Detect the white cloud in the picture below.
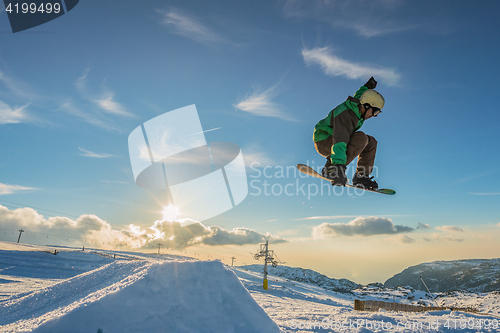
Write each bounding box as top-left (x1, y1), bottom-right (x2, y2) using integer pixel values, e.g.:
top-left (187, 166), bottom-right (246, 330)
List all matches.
top-left (59, 101), bottom-right (119, 131)
top-left (0, 70), bottom-right (38, 124)
top-left (281, 0), bottom-right (429, 38)
top-left (95, 90), bottom-right (134, 117)
top-left (0, 183), bottom-right (37, 195)
top-left (436, 225), bottom-right (464, 232)
top-left (423, 233), bottom-right (464, 243)
top-left (352, 23), bottom-right (421, 38)
top-left (302, 47), bottom-right (400, 86)
top-left (78, 147), bottom-right (116, 159)
top-left (0, 70), bottom-right (41, 102)
top-left (71, 68), bottom-right (135, 121)
top-left (234, 83), bottom-right (295, 121)
top-left (0, 101), bottom-right (31, 124)
top-left (417, 222), bottom-right (431, 229)
top-left (158, 8), bottom-right (228, 44)
top-left (312, 216), bottom-right (414, 238)
top-left (75, 67), bottom-right (91, 95)
top-left (388, 234), bottom-right (416, 244)
top-left (0, 205), bottom-right (286, 250)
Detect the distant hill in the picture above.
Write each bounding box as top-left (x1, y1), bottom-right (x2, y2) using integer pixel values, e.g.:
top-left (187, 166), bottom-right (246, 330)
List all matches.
top-left (240, 264), bottom-right (360, 292)
top-left (384, 258), bottom-right (500, 293)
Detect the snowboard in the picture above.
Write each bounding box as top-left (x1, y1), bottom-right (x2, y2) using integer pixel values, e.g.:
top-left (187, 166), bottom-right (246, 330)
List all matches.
top-left (297, 164), bottom-right (396, 195)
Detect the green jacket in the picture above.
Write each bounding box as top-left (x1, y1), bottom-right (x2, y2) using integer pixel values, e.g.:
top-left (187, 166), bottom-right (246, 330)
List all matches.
top-left (313, 85), bottom-right (368, 165)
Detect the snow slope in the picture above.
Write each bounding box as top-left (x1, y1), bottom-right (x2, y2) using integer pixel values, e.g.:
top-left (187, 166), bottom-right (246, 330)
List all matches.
top-left (31, 261), bottom-right (279, 333)
top-left (2, 242), bottom-right (500, 333)
top-left (242, 264), bottom-right (360, 292)
top-left (0, 243), bottom-right (279, 333)
top-left (232, 267), bottom-right (500, 332)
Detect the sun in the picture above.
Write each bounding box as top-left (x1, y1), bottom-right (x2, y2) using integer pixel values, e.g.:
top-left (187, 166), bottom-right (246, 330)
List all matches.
top-left (162, 204), bottom-right (179, 221)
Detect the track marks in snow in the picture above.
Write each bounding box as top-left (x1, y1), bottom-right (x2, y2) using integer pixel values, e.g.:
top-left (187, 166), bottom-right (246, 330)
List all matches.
top-left (0, 260), bottom-right (154, 332)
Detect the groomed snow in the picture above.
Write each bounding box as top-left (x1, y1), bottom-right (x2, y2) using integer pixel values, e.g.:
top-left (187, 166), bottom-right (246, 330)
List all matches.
top-left (1, 242), bottom-right (499, 333)
top-left (0, 243), bottom-right (279, 333)
top-left (232, 267), bottom-right (500, 332)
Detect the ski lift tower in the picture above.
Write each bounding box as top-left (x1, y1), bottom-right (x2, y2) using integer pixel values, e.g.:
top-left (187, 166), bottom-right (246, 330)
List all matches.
top-left (253, 240), bottom-right (280, 290)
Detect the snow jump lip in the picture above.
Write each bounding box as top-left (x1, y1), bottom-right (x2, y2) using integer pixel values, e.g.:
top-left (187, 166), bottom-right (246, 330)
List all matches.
top-left (30, 260), bottom-right (280, 333)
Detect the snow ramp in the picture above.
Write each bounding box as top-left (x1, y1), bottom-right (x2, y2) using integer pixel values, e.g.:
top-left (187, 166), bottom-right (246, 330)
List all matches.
top-left (32, 260), bottom-right (280, 333)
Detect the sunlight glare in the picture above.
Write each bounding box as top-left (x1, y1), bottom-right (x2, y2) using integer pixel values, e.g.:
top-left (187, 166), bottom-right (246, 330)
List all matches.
top-left (162, 204), bottom-right (179, 221)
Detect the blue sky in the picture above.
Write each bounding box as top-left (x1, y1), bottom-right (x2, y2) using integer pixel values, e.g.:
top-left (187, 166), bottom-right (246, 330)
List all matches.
top-left (1, 0), bottom-right (500, 283)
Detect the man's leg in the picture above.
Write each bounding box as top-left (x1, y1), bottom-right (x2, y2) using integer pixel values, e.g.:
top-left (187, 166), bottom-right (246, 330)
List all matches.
top-left (314, 137), bottom-right (333, 158)
top-left (346, 131), bottom-right (377, 176)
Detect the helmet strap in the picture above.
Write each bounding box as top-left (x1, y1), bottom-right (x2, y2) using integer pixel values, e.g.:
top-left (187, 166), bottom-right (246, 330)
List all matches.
top-left (360, 103), bottom-right (371, 118)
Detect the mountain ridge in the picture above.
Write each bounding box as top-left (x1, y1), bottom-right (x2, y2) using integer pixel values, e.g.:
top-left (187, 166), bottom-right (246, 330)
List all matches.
top-left (384, 258), bottom-right (500, 293)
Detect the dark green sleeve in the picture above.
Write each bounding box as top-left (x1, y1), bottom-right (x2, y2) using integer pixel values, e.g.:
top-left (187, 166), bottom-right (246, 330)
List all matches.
top-left (354, 85), bottom-right (368, 100)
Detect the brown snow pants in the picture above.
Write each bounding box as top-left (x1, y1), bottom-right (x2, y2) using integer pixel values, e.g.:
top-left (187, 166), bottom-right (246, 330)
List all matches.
top-left (314, 131), bottom-right (377, 176)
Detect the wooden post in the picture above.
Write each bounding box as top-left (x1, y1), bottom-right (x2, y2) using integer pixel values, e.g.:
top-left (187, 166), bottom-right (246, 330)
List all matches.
top-left (17, 229), bottom-right (24, 243)
top-left (354, 300), bottom-right (364, 311)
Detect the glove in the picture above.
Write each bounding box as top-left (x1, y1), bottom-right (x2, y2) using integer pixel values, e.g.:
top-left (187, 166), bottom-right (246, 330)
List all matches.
top-left (364, 77), bottom-right (377, 89)
top-left (325, 165), bottom-right (347, 186)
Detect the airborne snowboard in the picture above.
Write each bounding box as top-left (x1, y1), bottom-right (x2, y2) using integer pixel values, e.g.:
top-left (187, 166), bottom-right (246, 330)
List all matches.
top-left (297, 164), bottom-right (396, 195)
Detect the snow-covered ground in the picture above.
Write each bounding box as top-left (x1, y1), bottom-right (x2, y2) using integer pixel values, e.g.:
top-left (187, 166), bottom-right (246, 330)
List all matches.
top-left (1, 241), bottom-right (499, 333)
top-left (233, 267), bottom-right (500, 332)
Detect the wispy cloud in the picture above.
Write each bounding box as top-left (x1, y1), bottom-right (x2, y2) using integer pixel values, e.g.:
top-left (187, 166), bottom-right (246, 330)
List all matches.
top-left (157, 8), bottom-right (228, 44)
top-left (417, 222), bottom-right (431, 230)
top-left (75, 67), bottom-right (91, 95)
top-left (0, 70), bottom-right (40, 125)
top-left (0, 101), bottom-right (31, 124)
top-left (312, 216), bottom-right (414, 238)
top-left (234, 83), bottom-right (295, 121)
top-left (95, 90), bottom-right (134, 117)
top-left (302, 47), bottom-right (400, 86)
top-left (78, 147), bottom-right (117, 159)
top-left (282, 0), bottom-right (432, 38)
top-left (352, 23), bottom-right (422, 38)
top-left (59, 101), bottom-right (119, 131)
top-left (388, 234), bottom-right (416, 244)
top-left (0, 70), bottom-right (41, 102)
top-left (71, 68), bottom-right (135, 119)
top-left (423, 234), bottom-right (464, 243)
top-left (455, 169), bottom-right (497, 184)
top-left (242, 145), bottom-right (280, 168)
top-left (436, 225), bottom-right (465, 232)
top-left (0, 183), bottom-right (37, 195)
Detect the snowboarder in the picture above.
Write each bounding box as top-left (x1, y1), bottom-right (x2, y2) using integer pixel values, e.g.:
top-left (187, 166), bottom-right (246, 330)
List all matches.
top-left (313, 77), bottom-right (385, 190)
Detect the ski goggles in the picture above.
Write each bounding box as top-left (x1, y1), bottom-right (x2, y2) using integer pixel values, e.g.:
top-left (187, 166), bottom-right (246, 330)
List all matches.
top-left (371, 107), bottom-right (382, 117)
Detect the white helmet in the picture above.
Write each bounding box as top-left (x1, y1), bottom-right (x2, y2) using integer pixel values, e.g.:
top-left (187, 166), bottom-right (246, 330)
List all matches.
top-left (359, 89), bottom-right (385, 110)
